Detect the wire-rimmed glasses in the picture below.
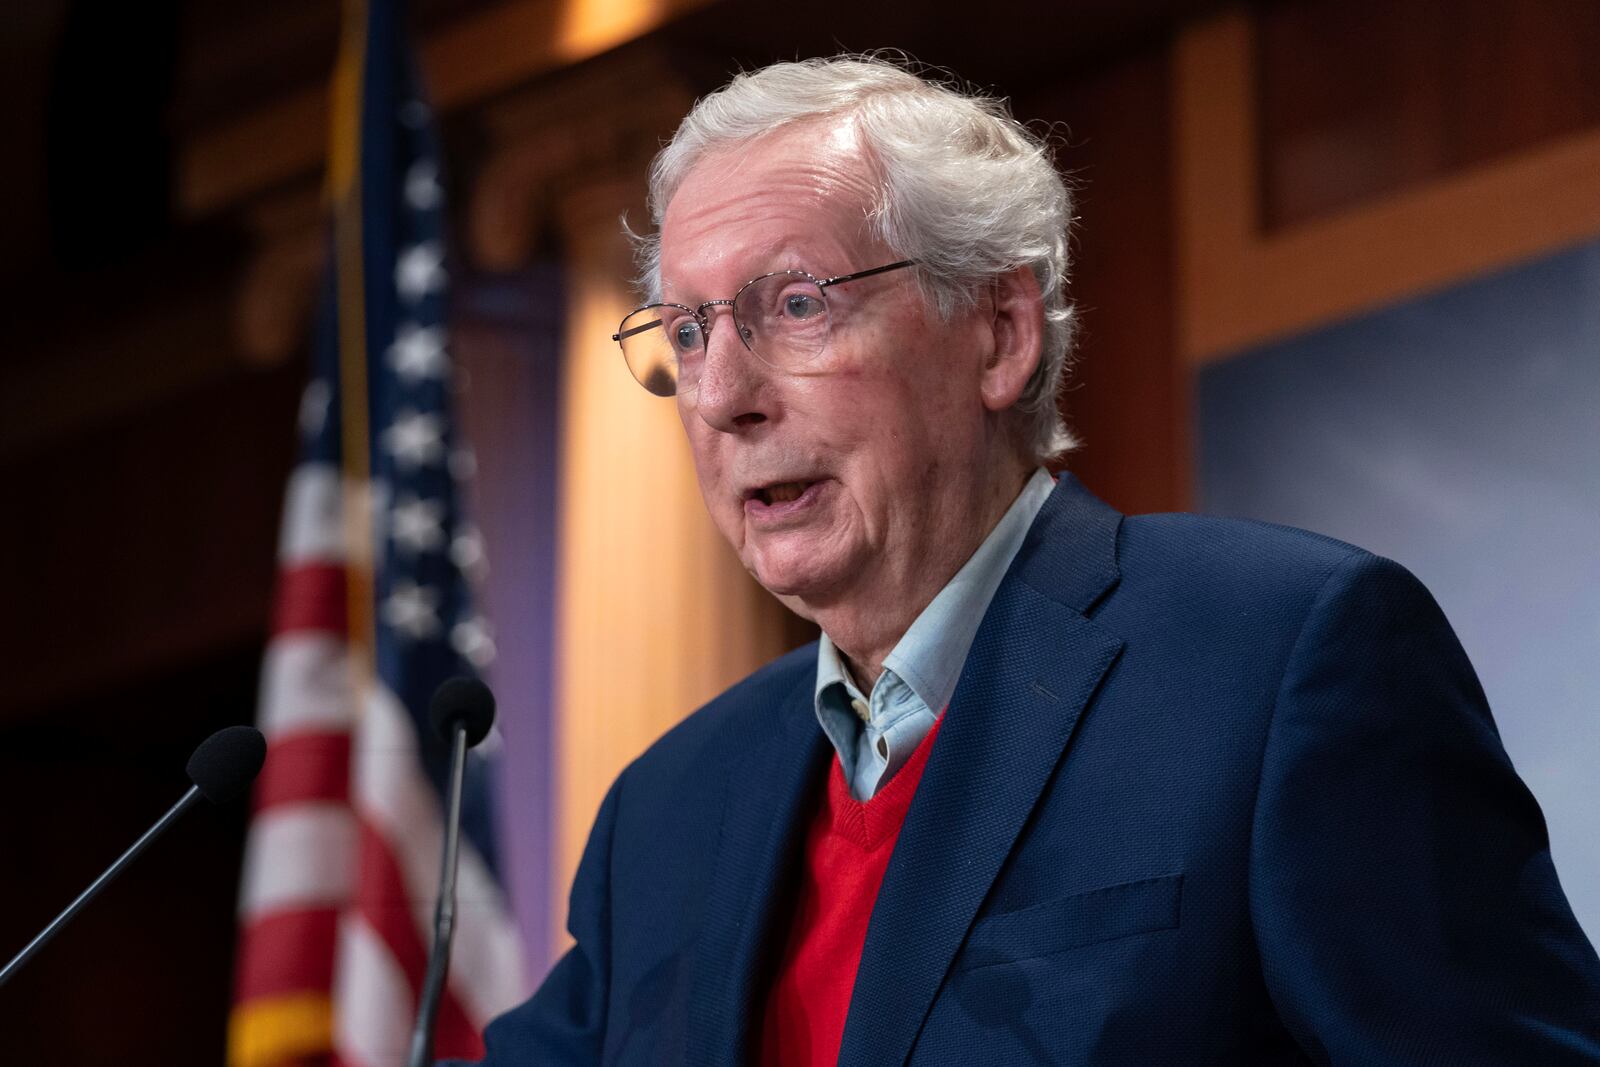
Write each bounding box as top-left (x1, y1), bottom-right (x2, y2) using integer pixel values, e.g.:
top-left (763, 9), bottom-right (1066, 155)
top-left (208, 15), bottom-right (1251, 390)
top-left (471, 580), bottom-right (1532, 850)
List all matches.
top-left (612, 260), bottom-right (916, 397)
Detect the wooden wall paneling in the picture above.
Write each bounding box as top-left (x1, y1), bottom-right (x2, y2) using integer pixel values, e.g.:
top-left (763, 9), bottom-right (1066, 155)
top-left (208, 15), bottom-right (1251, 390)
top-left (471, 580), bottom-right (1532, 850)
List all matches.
top-left (1257, 0), bottom-right (1600, 229)
top-left (1021, 43), bottom-right (1187, 515)
top-left (0, 184), bottom-right (322, 465)
top-left (0, 245), bottom-right (245, 458)
top-left (1171, 9), bottom-right (1260, 364)
top-left (1174, 7), bottom-right (1600, 364)
top-left (0, 0), bottom-right (69, 288)
top-left (0, 363), bottom-right (302, 723)
top-left (1256, 0), bottom-right (1451, 229)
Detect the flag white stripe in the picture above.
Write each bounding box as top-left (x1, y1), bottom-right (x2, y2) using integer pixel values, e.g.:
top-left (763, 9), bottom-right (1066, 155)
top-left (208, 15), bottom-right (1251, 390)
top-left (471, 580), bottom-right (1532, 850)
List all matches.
top-left (448, 845), bottom-right (528, 1021)
top-left (237, 803), bottom-right (358, 918)
top-left (333, 912), bottom-right (413, 1067)
top-left (257, 634), bottom-right (357, 739)
top-left (278, 464), bottom-right (345, 565)
top-left (352, 685), bottom-right (527, 1025)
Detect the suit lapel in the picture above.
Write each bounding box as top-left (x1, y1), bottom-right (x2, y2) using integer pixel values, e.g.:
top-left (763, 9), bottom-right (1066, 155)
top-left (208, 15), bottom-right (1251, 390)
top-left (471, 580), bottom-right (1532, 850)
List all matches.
top-left (685, 671), bottom-right (829, 1065)
top-left (837, 475), bottom-right (1127, 1067)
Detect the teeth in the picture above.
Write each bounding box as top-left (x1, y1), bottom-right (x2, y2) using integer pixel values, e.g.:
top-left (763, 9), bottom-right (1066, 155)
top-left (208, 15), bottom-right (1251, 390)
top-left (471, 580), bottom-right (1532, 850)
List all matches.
top-left (764, 482), bottom-right (806, 504)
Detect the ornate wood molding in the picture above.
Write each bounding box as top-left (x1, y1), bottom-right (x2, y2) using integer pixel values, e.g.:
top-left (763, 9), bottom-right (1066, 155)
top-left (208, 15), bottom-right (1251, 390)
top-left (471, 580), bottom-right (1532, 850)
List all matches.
top-left (176, 0), bottom-right (714, 220)
top-left (234, 187), bottom-right (326, 367)
top-left (468, 46), bottom-right (692, 271)
top-left (227, 44), bottom-right (692, 370)
top-left (1173, 8), bottom-right (1600, 362)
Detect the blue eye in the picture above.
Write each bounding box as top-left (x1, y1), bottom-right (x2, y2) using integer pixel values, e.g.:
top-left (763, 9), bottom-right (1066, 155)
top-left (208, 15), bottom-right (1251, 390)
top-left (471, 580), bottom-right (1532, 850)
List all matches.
top-left (671, 320), bottom-right (703, 353)
top-left (783, 292), bottom-right (824, 320)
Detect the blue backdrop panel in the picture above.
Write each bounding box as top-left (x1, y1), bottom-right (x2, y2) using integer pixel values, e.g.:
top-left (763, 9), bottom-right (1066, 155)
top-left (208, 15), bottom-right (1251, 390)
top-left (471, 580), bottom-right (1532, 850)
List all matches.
top-left (1199, 240), bottom-right (1600, 942)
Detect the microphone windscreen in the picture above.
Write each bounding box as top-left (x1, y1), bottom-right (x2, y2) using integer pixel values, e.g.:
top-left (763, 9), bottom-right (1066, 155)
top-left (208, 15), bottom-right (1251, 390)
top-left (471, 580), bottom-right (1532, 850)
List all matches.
top-left (187, 725), bottom-right (267, 804)
top-left (428, 677), bottom-right (496, 748)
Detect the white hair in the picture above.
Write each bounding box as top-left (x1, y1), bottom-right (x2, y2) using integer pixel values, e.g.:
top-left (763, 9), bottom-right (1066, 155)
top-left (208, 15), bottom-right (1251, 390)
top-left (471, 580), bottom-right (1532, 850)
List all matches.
top-left (635, 54), bottom-right (1080, 461)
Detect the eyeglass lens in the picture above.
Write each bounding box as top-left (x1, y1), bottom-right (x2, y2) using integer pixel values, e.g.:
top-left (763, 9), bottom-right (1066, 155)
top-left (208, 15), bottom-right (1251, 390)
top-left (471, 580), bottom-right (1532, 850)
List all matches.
top-left (617, 272), bottom-right (830, 397)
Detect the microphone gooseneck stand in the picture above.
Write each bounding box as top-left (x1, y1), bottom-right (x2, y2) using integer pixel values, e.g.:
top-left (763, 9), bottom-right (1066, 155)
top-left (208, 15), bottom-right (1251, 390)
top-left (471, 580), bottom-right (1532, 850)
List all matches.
top-left (407, 720), bottom-right (471, 1067)
top-left (0, 786), bottom-right (204, 989)
top-left (0, 724), bottom-right (266, 990)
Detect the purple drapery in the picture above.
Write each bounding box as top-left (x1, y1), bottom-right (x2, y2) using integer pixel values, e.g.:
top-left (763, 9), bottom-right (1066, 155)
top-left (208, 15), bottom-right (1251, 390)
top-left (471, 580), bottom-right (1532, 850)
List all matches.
top-left (455, 262), bottom-right (564, 981)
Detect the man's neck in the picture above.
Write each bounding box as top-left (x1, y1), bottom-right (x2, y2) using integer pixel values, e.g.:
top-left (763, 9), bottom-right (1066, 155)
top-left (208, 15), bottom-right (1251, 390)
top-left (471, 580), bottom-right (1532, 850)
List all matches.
top-left (800, 458), bottom-right (1034, 687)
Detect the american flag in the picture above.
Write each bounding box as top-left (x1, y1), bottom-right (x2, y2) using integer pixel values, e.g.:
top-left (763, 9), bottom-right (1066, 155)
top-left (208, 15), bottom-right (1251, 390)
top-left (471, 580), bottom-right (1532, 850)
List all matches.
top-left (228, 1), bottom-right (524, 1063)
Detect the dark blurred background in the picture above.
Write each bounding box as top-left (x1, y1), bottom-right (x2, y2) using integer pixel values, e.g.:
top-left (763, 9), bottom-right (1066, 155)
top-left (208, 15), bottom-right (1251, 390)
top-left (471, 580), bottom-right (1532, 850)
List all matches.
top-left (2, 0), bottom-right (1597, 1062)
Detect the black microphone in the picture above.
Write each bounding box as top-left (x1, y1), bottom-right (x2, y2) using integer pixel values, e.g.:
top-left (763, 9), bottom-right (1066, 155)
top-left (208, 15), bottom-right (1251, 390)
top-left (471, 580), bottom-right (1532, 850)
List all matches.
top-left (0, 724), bottom-right (266, 988)
top-left (407, 678), bottom-right (496, 1067)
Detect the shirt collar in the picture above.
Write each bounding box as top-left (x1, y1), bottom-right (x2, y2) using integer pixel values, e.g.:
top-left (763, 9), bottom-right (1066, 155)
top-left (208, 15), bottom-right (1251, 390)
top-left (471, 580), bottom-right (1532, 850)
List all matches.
top-left (815, 633), bottom-right (864, 704)
top-left (814, 466), bottom-right (1056, 716)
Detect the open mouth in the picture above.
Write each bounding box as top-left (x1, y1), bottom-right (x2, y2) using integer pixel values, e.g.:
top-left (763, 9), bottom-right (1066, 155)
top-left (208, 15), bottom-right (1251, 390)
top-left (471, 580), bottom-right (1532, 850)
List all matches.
top-left (752, 481), bottom-right (812, 505)
top-left (744, 479), bottom-right (826, 514)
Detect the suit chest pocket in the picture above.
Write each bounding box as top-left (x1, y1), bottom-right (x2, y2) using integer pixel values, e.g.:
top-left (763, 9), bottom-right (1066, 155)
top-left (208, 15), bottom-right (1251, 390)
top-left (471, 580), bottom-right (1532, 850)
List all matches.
top-left (955, 873), bottom-right (1183, 972)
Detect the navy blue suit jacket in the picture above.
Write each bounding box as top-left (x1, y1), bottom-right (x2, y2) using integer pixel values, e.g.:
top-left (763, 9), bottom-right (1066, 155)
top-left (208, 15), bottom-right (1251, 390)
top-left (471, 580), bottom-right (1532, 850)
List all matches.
top-left (470, 476), bottom-right (1600, 1064)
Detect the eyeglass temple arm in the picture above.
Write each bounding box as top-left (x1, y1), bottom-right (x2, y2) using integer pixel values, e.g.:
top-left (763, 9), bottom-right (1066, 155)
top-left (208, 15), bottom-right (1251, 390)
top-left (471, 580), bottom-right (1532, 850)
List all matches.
top-left (818, 259), bottom-right (916, 289)
top-left (613, 318), bottom-right (664, 342)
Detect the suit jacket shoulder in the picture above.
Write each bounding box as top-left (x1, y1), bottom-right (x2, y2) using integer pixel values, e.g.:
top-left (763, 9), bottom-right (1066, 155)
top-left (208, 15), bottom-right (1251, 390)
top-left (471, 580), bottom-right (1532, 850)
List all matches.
top-left (477, 477), bottom-right (1600, 1066)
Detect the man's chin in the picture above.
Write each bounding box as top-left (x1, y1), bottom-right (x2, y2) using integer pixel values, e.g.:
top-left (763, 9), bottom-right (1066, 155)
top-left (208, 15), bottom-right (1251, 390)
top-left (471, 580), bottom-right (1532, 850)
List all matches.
top-left (747, 567), bottom-right (817, 600)
top-left (744, 547), bottom-right (848, 606)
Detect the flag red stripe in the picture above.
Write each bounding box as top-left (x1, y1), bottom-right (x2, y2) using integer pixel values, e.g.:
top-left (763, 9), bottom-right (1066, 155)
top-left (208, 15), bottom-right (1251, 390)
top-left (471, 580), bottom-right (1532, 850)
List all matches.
top-left (352, 819), bottom-right (426, 989)
top-left (434, 983), bottom-right (486, 1059)
top-left (234, 907), bottom-right (340, 1003)
top-left (352, 818), bottom-right (487, 1059)
top-left (274, 561), bottom-right (348, 636)
top-left (253, 732), bottom-right (352, 813)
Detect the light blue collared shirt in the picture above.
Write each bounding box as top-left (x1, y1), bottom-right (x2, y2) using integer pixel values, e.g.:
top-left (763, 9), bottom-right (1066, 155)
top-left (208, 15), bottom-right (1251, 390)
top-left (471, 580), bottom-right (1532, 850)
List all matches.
top-left (814, 467), bottom-right (1056, 801)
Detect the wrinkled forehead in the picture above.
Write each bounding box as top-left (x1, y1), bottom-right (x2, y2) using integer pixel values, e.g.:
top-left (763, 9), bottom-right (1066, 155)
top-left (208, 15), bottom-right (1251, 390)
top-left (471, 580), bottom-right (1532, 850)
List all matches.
top-left (658, 119), bottom-right (883, 303)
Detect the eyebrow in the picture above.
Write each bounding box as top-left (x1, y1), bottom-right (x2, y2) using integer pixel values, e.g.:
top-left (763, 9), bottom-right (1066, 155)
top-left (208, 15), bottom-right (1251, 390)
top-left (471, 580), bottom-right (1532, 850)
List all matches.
top-left (662, 240), bottom-right (822, 303)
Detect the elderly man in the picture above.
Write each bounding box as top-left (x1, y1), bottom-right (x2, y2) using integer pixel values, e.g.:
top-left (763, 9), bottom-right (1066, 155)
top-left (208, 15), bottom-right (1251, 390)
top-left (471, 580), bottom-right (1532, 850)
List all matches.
top-left (469, 57), bottom-right (1600, 1065)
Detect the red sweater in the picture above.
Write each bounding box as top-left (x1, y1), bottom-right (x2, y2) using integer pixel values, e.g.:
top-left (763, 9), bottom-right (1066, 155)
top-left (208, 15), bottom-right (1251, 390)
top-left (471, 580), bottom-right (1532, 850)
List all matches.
top-left (759, 717), bottom-right (944, 1067)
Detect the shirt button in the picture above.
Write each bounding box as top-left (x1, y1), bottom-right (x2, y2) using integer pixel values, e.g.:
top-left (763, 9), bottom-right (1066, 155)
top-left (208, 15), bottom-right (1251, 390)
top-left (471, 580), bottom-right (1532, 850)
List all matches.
top-left (851, 698), bottom-right (870, 723)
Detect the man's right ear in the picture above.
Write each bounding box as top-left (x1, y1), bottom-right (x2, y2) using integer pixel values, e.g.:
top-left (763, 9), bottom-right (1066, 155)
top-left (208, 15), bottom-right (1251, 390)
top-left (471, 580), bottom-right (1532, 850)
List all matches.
top-left (978, 267), bottom-right (1045, 415)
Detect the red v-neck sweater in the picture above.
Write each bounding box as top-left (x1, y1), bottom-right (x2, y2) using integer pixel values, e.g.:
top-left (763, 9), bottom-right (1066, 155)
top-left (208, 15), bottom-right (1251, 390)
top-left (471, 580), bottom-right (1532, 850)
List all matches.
top-left (759, 716), bottom-right (945, 1067)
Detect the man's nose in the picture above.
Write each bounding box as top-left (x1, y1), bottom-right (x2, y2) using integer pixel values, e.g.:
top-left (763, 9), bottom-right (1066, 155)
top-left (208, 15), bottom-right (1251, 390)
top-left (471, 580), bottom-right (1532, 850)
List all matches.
top-left (691, 307), bottom-right (771, 432)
